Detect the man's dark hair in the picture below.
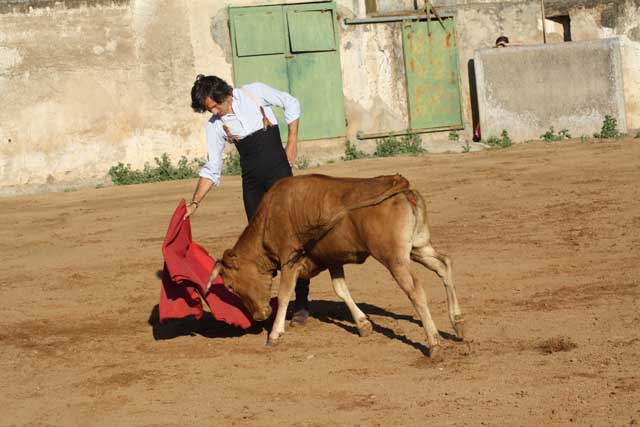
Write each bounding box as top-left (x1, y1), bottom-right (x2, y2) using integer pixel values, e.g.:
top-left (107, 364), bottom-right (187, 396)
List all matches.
top-left (495, 36), bottom-right (510, 46)
top-left (190, 75), bottom-right (233, 113)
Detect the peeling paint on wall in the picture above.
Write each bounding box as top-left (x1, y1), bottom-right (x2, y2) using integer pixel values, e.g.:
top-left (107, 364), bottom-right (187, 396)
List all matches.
top-left (210, 9), bottom-right (232, 66)
top-left (0, 46), bottom-right (22, 73)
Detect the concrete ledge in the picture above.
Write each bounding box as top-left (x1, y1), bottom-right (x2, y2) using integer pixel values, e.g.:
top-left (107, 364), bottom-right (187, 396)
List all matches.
top-left (475, 38), bottom-right (627, 141)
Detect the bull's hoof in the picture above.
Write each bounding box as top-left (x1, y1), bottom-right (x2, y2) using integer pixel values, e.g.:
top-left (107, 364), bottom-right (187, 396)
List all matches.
top-left (428, 344), bottom-right (442, 359)
top-left (357, 319), bottom-right (373, 337)
top-left (454, 319), bottom-right (465, 340)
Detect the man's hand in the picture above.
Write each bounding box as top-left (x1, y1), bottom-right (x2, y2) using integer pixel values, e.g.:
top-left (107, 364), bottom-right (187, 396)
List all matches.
top-left (183, 202), bottom-right (198, 220)
top-left (285, 142), bottom-right (297, 167)
top-left (285, 119), bottom-right (300, 168)
top-left (184, 178), bottom-right (213, 220)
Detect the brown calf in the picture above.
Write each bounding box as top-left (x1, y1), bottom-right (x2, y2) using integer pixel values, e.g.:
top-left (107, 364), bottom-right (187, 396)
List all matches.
top-left (207, 174), bottom-right (464, 357)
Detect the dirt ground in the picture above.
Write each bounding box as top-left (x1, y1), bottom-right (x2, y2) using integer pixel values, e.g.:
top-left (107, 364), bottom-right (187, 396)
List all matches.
top-left (1, 138), bottom-right (639, 426)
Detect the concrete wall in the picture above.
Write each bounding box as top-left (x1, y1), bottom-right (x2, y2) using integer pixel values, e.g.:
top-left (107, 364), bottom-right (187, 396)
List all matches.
top-left (544, 0), bottom-right (640, 129)
top-left (0, 0), bottom-right (203, 195)
top-left (0, 0), bottom-right (551, 195)
top-left (446, 0), bottom-right (544, 143)
top-left (0, 0), bottom-right (636, 195)
top-left (474, 38), bottom-right (627, 141)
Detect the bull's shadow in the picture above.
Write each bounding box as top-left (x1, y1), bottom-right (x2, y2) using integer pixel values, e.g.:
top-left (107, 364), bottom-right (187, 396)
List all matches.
top-left (147, 304), bottom-right (267, 340)
top-left (148, 297), bottom-right (460, 351)
top-left (310, 299), bottom-right (461, 356)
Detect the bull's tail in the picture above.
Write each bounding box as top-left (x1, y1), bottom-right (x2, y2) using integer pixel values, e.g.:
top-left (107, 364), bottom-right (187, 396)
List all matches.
top-left (403, 189), bottom-right (430, 248)
top-left (405, 189), bottom-right (464, 341)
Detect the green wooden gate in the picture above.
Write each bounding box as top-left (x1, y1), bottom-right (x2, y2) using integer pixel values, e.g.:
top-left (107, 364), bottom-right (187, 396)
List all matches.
top-left (229, 2), bottom-right (346, 141)
top-left (402, 18), bottom-right (463, 130)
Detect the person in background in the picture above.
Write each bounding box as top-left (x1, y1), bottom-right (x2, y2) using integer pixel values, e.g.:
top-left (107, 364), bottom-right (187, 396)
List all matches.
top-left (495, 35), bottom-right (523, 48)
top-left (186, 74), bottom-right (311, 326)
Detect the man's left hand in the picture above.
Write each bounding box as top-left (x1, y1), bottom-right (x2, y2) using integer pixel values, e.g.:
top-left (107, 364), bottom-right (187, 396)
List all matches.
top-left (285, 142), bottom-right (297, 167)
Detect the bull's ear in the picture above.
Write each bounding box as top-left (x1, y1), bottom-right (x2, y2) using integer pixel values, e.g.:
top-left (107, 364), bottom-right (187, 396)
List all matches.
top-left (222, 249), bottom-right (239, 270)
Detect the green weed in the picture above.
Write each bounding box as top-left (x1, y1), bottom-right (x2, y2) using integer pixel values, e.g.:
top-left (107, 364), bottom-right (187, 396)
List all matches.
top-left (343, 140), bottom-right (369, 161)
top-left (373, 132), bottom-right (425, 157)
top-left (109, 153), bottom-right (206, 185)
top-left (485, 130), bottom-right (513, 148)
top-left (221, 151), bottom-right (241, 176)
top-left (462, 140), bottom-right (471, 153)
top-left (449, 131), bottom-right (460, 142)
top-left (541, 127), bottom-right (571, 142)
top-left (594, 115), bottom-right (620, 139)
top-left (295, 157), bottom-right (310, 170)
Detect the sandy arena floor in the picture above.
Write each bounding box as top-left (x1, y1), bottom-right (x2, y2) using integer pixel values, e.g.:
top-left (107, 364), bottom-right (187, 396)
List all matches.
top-left (1, 138), bottom-right (639, 426)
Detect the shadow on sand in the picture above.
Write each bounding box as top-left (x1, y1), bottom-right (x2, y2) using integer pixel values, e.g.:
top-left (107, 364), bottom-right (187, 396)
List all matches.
top-left (312, 299), bottom-right (462, 357)
top-left (147, 304), bottom-right (268, 340)
top-left (149, 298), bottom-right (461, 355)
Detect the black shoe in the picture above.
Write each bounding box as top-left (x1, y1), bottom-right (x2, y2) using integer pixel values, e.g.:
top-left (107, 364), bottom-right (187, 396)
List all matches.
top-left (289, 308), bottom-right (310, 327)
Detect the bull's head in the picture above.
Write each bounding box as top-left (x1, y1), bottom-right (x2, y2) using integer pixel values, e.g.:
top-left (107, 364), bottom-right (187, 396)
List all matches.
top-left (206, 249), bottom-right (273, 321)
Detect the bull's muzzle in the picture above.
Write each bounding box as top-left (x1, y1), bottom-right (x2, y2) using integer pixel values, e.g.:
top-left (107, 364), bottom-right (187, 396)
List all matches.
top-left (253, 305), bottom-right (272, 322)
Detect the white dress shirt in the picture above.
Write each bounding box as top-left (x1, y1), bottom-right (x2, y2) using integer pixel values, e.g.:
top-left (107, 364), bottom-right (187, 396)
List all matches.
top-left (198, 82), bottom-right (301, 186)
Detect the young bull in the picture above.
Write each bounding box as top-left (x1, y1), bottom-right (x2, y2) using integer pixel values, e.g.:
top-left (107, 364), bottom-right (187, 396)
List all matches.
top-left (206, 174), bottom-right (464, 357)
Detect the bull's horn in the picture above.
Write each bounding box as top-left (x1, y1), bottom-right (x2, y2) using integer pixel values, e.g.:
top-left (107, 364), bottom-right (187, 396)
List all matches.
top-left (205, 262), bottom-right (223, 294)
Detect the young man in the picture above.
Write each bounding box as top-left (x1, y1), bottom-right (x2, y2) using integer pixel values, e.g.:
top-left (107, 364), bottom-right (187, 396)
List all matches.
top-left (495, 36), bottom-right (523, 48)
top-left (186, 74), bottom-right (310, 326)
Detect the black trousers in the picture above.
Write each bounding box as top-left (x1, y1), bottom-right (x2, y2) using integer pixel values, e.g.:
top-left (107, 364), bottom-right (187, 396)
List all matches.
top-left (235, 125), bottom-right (309, 309)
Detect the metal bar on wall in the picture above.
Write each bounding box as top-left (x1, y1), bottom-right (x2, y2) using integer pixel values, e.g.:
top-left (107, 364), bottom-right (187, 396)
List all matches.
top-left (541, 0), bottom-right (547, 43)
top-left (357, 125), bottom-right (463, 140)
top-left (344, 13), bottom-right (454, 25)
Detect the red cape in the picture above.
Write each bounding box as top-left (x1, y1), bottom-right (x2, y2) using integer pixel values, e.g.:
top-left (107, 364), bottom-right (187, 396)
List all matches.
top-left (159, 199), bottom-right (253, 329)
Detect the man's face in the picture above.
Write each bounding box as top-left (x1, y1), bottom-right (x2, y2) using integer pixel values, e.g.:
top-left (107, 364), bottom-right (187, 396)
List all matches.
top-left (204, 95), bottom-right (232, 116)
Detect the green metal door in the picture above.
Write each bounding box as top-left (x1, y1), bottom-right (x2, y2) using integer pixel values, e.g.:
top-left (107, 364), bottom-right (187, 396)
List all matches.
top-left (286, 4), bottom-right (346, 140)
top-left (402, 18), bottom-right (463, 130)
top-left (229, 2), bottom-right (346, 141)
top-left (229, 6), bottom-right (289, 140)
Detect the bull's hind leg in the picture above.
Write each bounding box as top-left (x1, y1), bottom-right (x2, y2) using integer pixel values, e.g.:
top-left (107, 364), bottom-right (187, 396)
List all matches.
top-left (387, 261), bottom-right (442, 356)
top-left (411, 245), bottom-right (464, 339)
top-left (329, 266), bottom-right (373, 337)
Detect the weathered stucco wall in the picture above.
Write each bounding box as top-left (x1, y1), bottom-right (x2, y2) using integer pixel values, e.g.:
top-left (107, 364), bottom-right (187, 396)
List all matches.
top-left (0, 0), bottom-right (367, 195)
top-left (0, 0), bottom-right (637, 195)
top-left (475, 38), bottom-right (627, 141)
top-left (449, 0), bottom-right (544, 140)
top-left (0, 0), bottom-right (204, 195)
top-left (546, 0), bottom-right (640, 129)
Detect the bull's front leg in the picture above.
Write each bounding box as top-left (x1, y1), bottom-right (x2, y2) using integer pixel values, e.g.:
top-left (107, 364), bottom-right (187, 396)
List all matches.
top-left (267, 263), bottom-right (301, 346)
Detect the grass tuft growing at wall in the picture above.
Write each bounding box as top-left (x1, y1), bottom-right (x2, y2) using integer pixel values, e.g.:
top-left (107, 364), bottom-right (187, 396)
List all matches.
top-left (373, 132), bottom-right (426, 157)
top-left (541, 127), bottom-right (571, 142)
top-left (343, 140), bottom-right (369, 161)
top-left (485, 130), bottom-right (513, 148)
top-left (594, 115), bottom-right (620, 139)
top-left (109, 154), bottom-right (206, 186)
